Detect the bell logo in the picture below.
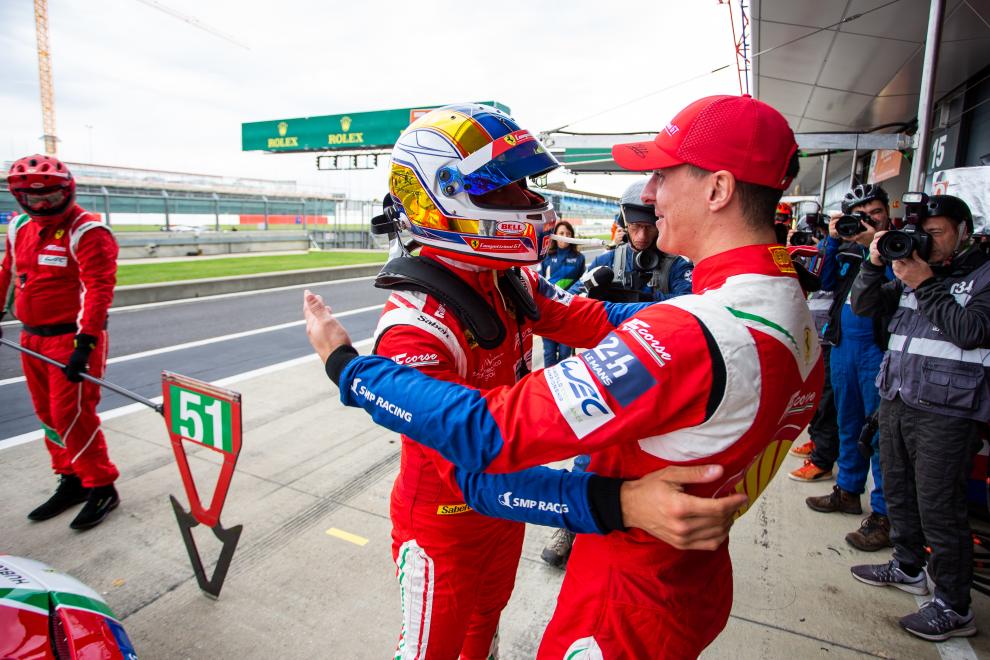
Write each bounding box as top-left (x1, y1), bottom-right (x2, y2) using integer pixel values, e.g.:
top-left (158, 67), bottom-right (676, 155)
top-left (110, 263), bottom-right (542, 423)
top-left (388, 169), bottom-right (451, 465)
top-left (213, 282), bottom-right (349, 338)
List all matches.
top-left (277, 121), bottom-right (288, 137)
top-left (340, 116), bottom-right (352, 132)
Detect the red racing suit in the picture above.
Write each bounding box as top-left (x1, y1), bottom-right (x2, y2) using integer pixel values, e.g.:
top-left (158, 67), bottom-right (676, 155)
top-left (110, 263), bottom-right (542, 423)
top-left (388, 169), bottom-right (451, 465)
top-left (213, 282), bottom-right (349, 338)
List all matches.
top-left (334, 245), bottom-right (824, 658)
top-left (374, 248), bottom-right (631, 659)
top-left (0, 206), bottom-right (119, 487)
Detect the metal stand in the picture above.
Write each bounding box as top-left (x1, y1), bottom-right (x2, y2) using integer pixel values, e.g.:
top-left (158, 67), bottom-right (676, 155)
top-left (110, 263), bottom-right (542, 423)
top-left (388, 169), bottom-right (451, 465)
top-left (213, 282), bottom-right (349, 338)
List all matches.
top-left (170, 496), bottom-right (242, 599)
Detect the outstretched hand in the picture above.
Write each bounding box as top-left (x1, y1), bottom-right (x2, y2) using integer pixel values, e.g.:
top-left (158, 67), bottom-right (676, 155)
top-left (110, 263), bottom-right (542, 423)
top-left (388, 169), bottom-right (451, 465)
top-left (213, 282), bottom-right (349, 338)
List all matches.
top-left (303, 289), bottom-right (352, 363)
top-left (620, 464), bottom-right (748, 551)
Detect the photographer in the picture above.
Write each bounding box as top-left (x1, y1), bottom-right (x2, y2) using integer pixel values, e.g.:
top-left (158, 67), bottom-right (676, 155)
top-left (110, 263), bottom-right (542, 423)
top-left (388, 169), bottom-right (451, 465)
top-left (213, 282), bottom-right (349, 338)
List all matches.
top-left (569, 178), bottom-right (692, 302)
top-left (850, 194), bottom-right (988, 641)
top-left (804, 183), bottom-right (892, 552)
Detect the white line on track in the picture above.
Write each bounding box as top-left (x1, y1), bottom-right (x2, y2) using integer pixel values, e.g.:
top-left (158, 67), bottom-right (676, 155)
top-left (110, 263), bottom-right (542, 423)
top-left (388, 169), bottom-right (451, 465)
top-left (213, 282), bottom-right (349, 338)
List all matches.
top-left (0, 338), bottom-right (374, 451)
top-left (0, 274), bottom-right (378, 325)
top-left (0, 304), bottom-right (384, 387)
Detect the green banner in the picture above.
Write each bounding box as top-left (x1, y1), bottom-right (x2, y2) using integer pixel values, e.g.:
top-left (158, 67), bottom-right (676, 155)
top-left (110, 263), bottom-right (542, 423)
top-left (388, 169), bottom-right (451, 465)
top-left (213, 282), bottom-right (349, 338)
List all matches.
top-left (169, 385), bottom-right (233, 453)
top-left (241, 101), bottom-right (510, 153)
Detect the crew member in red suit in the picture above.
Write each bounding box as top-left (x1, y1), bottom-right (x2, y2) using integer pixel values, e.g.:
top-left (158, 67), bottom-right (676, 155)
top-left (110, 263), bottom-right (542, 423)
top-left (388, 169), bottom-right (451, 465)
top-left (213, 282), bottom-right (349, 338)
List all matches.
top-left (1, 154), bottom-right (120, 530)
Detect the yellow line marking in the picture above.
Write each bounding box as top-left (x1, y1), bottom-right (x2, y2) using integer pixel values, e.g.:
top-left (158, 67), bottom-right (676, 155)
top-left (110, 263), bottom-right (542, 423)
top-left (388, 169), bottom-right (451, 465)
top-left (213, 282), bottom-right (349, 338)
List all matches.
top-left (326, 527), bottom-right (369, 546)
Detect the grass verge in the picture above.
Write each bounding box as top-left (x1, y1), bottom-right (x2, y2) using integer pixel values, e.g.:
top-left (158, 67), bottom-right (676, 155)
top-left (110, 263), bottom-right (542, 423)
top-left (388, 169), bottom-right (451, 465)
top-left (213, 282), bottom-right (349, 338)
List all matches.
top-left (116, 251), bottom-right (387, 286)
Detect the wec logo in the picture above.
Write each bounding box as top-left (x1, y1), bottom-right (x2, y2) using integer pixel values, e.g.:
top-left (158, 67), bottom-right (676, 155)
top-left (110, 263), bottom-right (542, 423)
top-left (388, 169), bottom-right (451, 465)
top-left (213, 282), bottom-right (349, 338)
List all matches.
top-left (545, 358), bottom-right (615, 439)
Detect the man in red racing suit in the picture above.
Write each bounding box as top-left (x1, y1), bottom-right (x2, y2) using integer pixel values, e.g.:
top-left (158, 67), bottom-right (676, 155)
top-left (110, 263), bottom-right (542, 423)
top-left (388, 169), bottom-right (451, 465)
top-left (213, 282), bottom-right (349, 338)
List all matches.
top-left (1, 155), bottom-right (120, 530)
top-left (308, 95), bottom-right (825, 658)
top-left (377, 247), bottom-right (638, 658)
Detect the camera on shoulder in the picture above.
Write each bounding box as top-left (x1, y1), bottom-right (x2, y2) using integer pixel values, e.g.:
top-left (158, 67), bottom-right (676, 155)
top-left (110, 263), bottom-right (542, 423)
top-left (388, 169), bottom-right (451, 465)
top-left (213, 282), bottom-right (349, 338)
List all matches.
top-left (876, 192), bottom-right (933, 261)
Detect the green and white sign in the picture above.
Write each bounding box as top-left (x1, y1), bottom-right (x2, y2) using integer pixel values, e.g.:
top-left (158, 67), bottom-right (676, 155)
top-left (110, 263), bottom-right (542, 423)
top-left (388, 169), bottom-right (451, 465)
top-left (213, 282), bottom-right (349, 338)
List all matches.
top-left (169, 385), bottom-right (233, 453)
top-left (241, 101), bottom-right (510, 153)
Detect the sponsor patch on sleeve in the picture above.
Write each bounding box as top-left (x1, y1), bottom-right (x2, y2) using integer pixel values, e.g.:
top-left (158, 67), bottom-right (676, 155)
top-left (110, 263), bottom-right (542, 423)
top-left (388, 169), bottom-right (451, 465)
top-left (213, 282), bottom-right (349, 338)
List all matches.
top-left (38, 254), bottom-right (68, 267)
top-left (544, 357), bottom-right (614, 439)
top-left (580, 333), bottom-right (656, 406)
top-left (537, 276), bottom-right (574, 306)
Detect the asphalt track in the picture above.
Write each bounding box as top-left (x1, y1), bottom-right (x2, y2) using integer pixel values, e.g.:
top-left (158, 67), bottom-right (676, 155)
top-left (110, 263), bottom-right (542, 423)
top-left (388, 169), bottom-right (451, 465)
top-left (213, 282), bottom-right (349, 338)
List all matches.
top-left (0, 276), bottom-right (390, 442)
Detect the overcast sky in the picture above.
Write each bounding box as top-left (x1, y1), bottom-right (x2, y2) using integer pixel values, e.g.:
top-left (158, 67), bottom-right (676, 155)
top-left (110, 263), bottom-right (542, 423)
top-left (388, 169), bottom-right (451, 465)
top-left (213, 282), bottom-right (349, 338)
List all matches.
top-left (0, 1), bottom-right (743, 198)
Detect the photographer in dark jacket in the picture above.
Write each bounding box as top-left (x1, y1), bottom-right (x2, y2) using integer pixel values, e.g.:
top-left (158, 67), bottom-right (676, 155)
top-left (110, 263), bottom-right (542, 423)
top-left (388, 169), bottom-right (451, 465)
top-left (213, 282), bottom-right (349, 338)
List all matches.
top-left (849, 194), bottom-right (988, 642)
top-left (805, 184), bottom-right (892, 552)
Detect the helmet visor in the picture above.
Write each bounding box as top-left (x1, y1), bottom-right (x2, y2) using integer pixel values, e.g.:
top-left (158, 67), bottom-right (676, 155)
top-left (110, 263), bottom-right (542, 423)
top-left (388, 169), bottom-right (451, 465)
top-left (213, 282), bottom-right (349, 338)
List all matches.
top-left (460, 137), bottom-right (559, 195)
top-left (14, 186), bottom-right (72, 215)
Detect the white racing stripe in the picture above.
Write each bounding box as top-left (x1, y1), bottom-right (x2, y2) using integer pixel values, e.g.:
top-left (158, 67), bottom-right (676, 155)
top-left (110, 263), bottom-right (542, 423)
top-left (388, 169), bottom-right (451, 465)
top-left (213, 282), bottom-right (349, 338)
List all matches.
top-left (0, 304), bottom-right (384, 387)
top-left (0, 274), bottom-right (378, 325)
top-left (0, 338), bottom-right (374, 451)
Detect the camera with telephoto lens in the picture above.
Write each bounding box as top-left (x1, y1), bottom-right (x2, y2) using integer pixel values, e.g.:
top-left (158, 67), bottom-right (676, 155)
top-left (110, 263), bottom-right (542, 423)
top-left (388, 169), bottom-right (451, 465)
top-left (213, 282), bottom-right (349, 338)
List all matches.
top-left (876, 192), bottom-right (933, 261)
top-left (835, 211), bottom-right (871, 238)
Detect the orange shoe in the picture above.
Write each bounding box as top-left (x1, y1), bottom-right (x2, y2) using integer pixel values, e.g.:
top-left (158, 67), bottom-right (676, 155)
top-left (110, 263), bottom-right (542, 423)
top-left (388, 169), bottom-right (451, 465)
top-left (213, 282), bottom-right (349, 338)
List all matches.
top-left (788, 459), bottom-right (833, 482)
top-left (788, 439), bottom-right (814, 458)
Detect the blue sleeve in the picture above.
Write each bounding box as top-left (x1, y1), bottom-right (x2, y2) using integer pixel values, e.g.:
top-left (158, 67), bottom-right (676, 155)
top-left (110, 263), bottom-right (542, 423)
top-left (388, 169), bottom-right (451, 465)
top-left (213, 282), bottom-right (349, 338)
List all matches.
top-left (819, 237), bottom-right (842, 291)
top-left (653, 257), bottom-right (693, 301)
top-left (602, 301), bottom-right (653, 326)
top-left (340, 355), bottom-right (505, 473)
top-left (454, 465), bottom-right (605, 533)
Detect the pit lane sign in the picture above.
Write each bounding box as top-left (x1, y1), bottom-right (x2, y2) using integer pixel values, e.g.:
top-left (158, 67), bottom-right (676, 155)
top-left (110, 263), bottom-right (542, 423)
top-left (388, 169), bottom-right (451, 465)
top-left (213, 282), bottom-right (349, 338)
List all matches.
top-left (162, 372), bottom-right (244, 598)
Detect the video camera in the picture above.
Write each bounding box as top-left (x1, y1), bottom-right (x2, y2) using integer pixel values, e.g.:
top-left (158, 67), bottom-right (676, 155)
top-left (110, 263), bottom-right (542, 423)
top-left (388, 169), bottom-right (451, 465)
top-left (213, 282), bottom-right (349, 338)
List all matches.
top-left (876, 192), bottom-right (933, 261)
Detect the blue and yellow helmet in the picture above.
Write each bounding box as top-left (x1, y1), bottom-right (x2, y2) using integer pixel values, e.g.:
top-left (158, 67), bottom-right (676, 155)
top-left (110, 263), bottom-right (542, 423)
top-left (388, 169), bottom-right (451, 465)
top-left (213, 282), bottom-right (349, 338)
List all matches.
top-left (388, 103), bottom-right (559, 268)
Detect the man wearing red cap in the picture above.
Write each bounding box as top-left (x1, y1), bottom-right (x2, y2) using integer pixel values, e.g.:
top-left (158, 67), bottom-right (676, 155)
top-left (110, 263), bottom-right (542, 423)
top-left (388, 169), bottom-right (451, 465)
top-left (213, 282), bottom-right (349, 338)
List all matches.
top-left (1, 155), bottom-right (120, 530)
top-left (306, 95), bottom-right (824, 657)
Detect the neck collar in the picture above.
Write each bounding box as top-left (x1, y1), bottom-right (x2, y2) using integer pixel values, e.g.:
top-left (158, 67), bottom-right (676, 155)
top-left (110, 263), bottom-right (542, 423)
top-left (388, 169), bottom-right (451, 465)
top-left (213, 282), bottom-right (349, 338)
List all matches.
top-left (691, 243), bottom-right (799, 294)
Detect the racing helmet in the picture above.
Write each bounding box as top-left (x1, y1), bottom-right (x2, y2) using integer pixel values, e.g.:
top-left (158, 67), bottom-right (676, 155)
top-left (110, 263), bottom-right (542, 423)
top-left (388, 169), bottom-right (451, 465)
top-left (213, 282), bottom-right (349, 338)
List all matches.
top-left (775, 202), bottom-right (792, 219)
top-left (841, 183), bottom-right (889, 214)
top-left (926, 194), bottom-right (974, 234)
top-left (619, 178), bottom-right (655, 225)
top-left (7, 154), bottom-right (77, 224)
top-left (388, 104), bottom-right (559, 269)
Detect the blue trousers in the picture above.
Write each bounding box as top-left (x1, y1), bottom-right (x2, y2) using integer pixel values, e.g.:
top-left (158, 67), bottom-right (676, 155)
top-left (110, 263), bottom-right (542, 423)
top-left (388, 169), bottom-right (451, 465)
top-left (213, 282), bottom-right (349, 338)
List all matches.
top-left (543, 339), bottom-right (573, 368)
top-left (830, 336), bottom-right (887, 515)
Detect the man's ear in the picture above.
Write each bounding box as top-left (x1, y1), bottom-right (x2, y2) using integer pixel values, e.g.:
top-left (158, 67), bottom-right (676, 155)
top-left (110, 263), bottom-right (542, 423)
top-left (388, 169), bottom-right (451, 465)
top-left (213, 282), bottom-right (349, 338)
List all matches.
top-left (708, 171), bottom-right (736, 213)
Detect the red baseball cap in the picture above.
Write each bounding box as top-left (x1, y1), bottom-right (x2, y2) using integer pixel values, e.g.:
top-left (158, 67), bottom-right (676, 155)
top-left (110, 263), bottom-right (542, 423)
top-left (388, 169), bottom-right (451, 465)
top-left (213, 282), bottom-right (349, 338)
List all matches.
top-left (612, 94), bottom-right (798, 190)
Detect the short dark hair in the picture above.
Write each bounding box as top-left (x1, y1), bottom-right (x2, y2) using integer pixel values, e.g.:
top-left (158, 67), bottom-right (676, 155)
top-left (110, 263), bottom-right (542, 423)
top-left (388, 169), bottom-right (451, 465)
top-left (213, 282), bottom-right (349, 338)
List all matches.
top-left (687, 153), bottom-right (799, 230)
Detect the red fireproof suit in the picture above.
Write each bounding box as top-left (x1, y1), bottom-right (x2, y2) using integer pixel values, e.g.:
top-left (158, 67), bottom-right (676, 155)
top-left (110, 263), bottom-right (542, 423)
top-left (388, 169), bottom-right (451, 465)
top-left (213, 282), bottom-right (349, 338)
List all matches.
top-left (377, 248), bottom-right (618, 659)
top-left (0, 206), bottom-right (119, 487)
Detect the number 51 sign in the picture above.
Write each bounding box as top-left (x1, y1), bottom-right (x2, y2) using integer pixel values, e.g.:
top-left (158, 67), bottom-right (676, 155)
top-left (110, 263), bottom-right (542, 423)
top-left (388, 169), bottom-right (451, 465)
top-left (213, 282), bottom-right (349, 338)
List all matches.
top-left (162, 371), bottom-right (243, 598)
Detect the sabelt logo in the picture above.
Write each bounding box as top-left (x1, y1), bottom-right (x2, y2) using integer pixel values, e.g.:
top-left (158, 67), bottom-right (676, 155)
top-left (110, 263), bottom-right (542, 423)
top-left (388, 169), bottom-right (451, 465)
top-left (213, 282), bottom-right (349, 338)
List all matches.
top-left (620, 319), bottom-right (672, 367)
top-left (436, 503), bottom-right (472, 515)
top-left (496, 221), bottom-right (527, 236)
top-left (497, 491), bottom-right (569, 514)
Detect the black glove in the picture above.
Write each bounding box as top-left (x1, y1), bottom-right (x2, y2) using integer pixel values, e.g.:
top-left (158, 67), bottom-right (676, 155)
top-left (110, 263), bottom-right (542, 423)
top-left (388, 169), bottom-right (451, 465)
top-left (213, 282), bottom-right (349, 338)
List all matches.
top-left (63, 333), bottom-right (97, 383)
top-left (857, 411), bottom-right (880, 460)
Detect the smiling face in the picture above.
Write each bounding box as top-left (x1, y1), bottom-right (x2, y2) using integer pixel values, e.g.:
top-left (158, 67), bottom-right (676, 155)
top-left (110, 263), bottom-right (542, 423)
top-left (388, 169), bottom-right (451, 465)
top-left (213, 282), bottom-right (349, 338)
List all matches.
top-left (641, 165), bottom-right (709, 257)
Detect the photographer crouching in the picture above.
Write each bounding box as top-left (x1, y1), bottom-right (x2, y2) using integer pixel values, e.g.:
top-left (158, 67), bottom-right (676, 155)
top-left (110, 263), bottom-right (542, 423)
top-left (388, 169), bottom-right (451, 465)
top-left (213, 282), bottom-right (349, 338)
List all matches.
top-left (850, 193), bottom-right (989, 641)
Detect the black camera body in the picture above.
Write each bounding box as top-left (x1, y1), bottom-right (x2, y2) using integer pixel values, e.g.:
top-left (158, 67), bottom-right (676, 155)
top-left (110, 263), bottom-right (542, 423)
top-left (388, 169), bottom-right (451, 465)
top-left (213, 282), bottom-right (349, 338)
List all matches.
top-left (876, 192), bottom-right (933, 261)
top-left (835, 211), bottom-right (871, 238)
top-left (789, 231), bottom-right (815, 246)
top-left (634, 247), bottom-right (662, 272)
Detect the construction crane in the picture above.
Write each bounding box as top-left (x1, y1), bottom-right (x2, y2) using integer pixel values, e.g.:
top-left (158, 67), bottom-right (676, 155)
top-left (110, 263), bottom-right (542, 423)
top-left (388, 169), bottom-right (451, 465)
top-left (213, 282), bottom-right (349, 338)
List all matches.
top-left (33, 0), bottom-right (57, 155)
top-left (719, 0), bottom-right (752, 96)
top-left (29, 0), bottom-right (246, 158)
